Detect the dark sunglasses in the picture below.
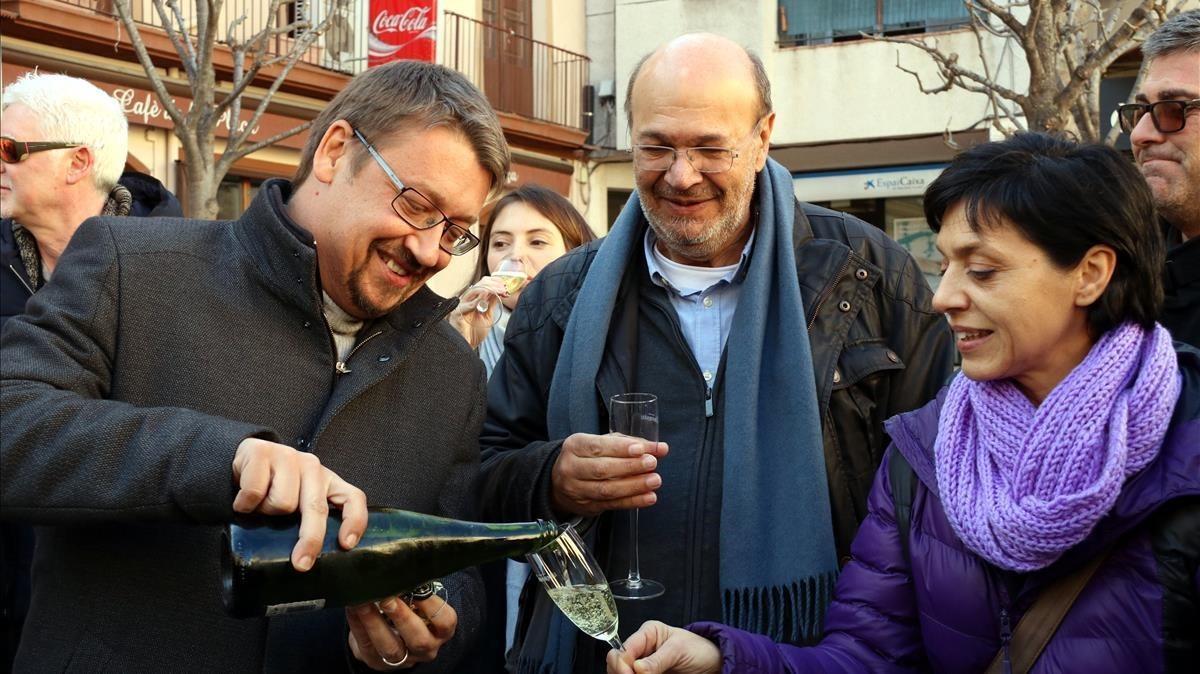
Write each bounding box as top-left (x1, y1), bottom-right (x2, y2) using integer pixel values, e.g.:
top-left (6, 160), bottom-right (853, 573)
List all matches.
top-left (1116, 99), bottom-right (1200, 134)
top-left (0, 136), bottom-right (84, 163)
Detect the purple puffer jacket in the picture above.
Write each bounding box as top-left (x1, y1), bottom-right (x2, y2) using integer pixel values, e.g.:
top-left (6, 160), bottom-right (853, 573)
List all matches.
top-left (691, 347), bottom-right (1200, 673)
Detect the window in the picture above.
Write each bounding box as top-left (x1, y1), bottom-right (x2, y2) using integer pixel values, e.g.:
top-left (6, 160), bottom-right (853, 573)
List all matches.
top-left (217, 176), bottom-right (264, 220)
top-left (777, 0), bottom-right (970, 47)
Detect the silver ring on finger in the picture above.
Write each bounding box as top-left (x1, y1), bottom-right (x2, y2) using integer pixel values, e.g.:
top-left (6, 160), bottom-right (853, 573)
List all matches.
top-left (380, 646), bottom-right (409, 668)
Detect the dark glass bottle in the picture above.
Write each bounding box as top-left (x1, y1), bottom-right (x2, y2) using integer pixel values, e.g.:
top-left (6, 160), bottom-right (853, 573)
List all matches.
top-left (221, 508), bottom-right (561, 618)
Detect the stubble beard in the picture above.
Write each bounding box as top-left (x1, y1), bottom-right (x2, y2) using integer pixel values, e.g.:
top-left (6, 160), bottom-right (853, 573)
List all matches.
top-left (345, 246), bottom-right (430, 319)
top-left (1158, 180), bottom-right (1200, 238)
top-left (639, 169), bottom-right (757, 263)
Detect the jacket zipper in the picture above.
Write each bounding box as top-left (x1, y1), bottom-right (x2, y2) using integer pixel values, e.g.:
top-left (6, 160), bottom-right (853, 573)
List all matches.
top-left (653, 299), bottom-right (715, 624)
top-left (998, 582), bottom-right (1013, 674)
top-left (334, 330), bottom-right (383, 375)
top-left (806, 257), bottom-right (851, 331)
top-left (999, 607), bottom-right (1013, 674)
top-left (7, 264), bottom-right (34, 295)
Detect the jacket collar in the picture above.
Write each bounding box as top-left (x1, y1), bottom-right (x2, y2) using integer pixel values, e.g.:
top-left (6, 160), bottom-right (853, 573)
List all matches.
top-left (1164, 222), bottom-right (1200, 290)
top-left (886, 345), bottom-right (1200, 554)
top-left (232, 179), bottom-right (455, 332)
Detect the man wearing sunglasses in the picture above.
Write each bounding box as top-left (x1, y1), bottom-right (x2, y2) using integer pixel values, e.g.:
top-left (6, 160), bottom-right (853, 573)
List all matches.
top-left (1, 61), bottom-right (508, 672)
top-left (1120, 9), bottom-right (1200, 346)
top-left (479, 34), bottom-right (954, 674)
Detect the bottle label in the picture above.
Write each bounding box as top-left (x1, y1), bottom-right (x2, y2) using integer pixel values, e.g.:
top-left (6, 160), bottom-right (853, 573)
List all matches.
top-left (265, 599), bottom-right (326, 616)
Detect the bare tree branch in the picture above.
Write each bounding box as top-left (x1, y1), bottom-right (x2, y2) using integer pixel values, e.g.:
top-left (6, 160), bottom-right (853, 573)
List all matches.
top-left (1054, 2), bottom-right (1153, 114)
top-left (217, 11), bottom-right (333, 173)
top-left (226, 119), bottom-right (315, 161)
top-left (113, 0), bottom-right (188, 130)
top-left (890, 50), bottom-right (955, 94)
top-left (870, 32), bottom-right (1029, 104)
top-left (150, 0), bottom-right (198, 81)
top-left (868, 0), bottom-right (1176, 141)
top-left (971, 0), bottom-right (1028, 38)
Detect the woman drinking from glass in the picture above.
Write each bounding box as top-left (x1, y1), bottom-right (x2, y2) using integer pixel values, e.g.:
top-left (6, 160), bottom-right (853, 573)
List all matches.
top-left (608, 133), bottom-right (1200, 674)
top-left (449, 184), bottom-right (596, 376)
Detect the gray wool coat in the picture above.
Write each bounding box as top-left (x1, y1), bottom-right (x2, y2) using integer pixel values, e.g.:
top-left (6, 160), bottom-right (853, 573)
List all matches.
top-left (0, 180), bottom-right (487, 673)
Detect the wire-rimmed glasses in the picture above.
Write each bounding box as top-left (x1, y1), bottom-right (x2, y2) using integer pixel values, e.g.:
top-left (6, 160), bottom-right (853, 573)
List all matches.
top-left (351, 127), bottom-right (480, 256)
top-left (607, 393), bottom-right (665, 600)
top-left (632, 144), bottom-right (741, 173)
top-left (1117, 99), bottom-right (1200, 134)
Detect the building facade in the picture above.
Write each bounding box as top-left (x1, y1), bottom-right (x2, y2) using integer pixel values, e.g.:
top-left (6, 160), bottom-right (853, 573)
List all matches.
top-left (582, 0), bottom-right (1196, 289)
top-left (1, 0), bottom-right (592, 295)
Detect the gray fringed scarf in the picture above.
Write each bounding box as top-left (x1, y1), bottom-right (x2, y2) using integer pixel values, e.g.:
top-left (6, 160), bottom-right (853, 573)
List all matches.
top-left (514, 158), bottom-right (838, 673)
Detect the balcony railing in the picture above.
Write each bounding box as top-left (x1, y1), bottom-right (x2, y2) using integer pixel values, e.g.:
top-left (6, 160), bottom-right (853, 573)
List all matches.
top-left (51, 0), bottom-right (364, 74)
top-left (778, 0), bottom-right (971, 47)
top-left (443, 10), bottom-right (590, 133)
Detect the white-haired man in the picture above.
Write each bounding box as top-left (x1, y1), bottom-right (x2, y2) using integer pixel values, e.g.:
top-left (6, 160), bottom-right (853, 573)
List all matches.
top-left (0, 72), bottom-right (179, 324)
top-left (0, 71), bottom-right (178, 669)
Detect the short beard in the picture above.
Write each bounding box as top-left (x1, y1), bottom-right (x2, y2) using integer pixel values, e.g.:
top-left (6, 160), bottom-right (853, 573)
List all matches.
top-left (346, 246), bottom-right (429, 318)
top-left (638, 168), bottom-right (756, 263)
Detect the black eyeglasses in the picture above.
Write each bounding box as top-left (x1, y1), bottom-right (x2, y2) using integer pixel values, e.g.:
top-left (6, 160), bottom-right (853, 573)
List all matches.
top-left (351, 127), bottom-right (480, 256)
top-left (1116, 99), bottom-right (1200, 134)
top-left (0, 136), bottom-right (83, 163)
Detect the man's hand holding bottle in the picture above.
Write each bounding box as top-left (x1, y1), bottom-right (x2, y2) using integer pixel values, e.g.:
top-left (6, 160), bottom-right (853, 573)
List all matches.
top-left (347, 587), bottom-right (457, 670)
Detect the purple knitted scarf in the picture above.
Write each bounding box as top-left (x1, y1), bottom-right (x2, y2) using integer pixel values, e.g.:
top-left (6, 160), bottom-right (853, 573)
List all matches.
top-left (935, 322), bottom-right (1181, 572)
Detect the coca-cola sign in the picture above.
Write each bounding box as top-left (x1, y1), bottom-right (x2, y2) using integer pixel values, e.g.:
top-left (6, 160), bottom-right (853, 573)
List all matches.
top-left (368, 0), bottom-right (437, 67)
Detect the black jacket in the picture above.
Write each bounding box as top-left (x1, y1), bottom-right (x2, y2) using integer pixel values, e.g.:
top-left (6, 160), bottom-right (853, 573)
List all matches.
top-left (118, 170), bottom-right (184, 219)
top-left (1163, 221), bottom-right (1200, 348)
top-left (479, 199), bottom-right (955, 670)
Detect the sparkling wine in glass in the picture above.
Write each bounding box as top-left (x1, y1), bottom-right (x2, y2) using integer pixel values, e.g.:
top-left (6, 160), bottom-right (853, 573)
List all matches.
top-left (477, 258), bottom-right (527, 312)
top-left (526, 523), bottom-right (624, 652)
top-left (608, 393), bottom-right (665, 600)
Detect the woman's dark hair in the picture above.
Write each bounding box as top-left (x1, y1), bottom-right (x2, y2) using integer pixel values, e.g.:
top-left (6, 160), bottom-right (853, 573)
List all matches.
top-left (922, 132), bottom-right (1164, 336)
top-left (470, 184), bottom-right (597, 283)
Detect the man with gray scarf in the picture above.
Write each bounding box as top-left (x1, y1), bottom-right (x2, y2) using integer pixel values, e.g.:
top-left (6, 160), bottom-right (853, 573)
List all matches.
top-left (479, 33), bottom-right (954, 674)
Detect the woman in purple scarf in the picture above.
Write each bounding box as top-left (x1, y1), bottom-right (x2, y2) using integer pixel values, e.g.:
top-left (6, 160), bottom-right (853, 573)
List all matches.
top-left (608, 133), bottom-right (1200, 674)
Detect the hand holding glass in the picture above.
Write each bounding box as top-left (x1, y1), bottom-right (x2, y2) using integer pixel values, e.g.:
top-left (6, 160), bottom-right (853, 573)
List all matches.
top-left (526, 523), bottom-right (624, 652)
top-left (608, 393), bottom-right (665, 600)
top-left (476, 258), bottom-right (527, 312)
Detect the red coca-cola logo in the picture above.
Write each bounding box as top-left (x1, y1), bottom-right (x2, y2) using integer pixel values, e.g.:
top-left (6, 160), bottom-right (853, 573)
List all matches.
top-left (368, 0), bottom-right (436, 66)
top-left (373, 6), bottom-right (430, 35)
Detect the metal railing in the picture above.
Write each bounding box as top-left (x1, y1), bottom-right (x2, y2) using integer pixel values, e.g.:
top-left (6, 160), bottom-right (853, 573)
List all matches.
top-left (443, 10), bottom-right (590, 133)
top-left (51, 0), bottom-right (365, 74)
top-left (778, 0), bottom-right (971, 47)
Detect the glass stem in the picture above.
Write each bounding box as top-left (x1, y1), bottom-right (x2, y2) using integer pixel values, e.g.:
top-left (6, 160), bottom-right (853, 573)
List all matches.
top-left (608, 636), bottom-right (625, 652)
top-left (627, 509), bottom-right (643, 586)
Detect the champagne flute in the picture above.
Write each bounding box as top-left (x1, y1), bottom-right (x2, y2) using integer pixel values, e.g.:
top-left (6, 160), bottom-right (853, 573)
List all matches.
top-left (476, 258), bottom-right (527, 312)
top-left (526, 523), bottom-right (624, 653)
top-left (607, 393), bottom-right (665, 600)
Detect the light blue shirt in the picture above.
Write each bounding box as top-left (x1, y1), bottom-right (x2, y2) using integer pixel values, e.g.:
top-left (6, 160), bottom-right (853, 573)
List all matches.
top-left (643, 227), bottom-right (755, 390)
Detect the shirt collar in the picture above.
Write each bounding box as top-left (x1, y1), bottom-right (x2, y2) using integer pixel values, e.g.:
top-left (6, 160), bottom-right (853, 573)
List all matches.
top-left (643, 219), bottom-right (756, 297)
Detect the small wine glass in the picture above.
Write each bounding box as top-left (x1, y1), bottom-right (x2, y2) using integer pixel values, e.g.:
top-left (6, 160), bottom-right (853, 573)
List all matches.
top-left (526, 523), bottom-right (624, 653)
top-left (476, 258), bottom-right (527, 312)
top-left (607, 393), bottom-right (665, 600)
